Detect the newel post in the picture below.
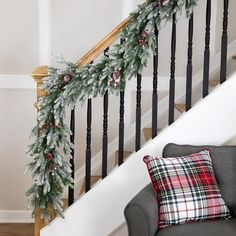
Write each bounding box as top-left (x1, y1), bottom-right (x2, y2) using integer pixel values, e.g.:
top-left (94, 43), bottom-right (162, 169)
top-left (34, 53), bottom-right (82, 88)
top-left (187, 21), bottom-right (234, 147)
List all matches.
top-left (32, 66), bottom-right (48, 107)
top-left (31, 65), bottom-right (56, 236)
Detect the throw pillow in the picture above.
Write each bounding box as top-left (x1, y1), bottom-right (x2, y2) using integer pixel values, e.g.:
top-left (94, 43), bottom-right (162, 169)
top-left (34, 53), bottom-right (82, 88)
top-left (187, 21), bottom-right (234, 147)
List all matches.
top-left (143, 150), bottom-right (231, 229)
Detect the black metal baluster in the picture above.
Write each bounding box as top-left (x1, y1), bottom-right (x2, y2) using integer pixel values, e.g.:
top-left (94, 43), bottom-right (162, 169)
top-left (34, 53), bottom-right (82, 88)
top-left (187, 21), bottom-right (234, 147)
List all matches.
top-left (118, 91), bottom-right (125, 165)
top-left (152, 25), bottom-right (159, 138)
top-left (169, 14), bottom-right (176, 125)
top-left (118, 39), bottom-right (125, 165)
top-left (68, 108), bottom-right (75, 206)
top-left (102, 91), bottom-right (108, 178)
top-left (186, 13), bottom-right (194, 111)
top-left (85, 99), bottom-right (92, 192)
top-left (102, 48), bottom-right (109, 178)
top-left (203, 0), bottom-right (211, 98)
top-left (135, 74), bottom-right (142, 151)
top-left (220, 0), bottom-right (229, 84)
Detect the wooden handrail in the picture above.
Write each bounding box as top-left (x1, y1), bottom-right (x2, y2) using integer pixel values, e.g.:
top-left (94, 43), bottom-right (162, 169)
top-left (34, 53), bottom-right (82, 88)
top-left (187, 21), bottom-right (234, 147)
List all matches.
top-left (32, 17), bottom-right (131, 79)
top-left (75, 0), bottom-right (150, 67)
top-left (32, 18), bottom-right (131, 80)
top-left (76, 18), bottom-right (130, 67)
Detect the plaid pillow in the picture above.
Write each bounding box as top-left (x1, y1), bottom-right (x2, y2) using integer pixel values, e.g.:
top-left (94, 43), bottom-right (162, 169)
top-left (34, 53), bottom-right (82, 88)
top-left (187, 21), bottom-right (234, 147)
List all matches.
top-left (143, 150), bottom-right (231, 229)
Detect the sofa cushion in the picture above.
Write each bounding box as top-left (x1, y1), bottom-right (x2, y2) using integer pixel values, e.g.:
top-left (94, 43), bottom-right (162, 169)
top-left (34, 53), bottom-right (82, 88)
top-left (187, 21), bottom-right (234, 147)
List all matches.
top-left (156, 217), bottom-right (236, 236)
top-left (144, 150), bottom-right (231, 229)
top-left (163, 143), bottom-right (236, 216)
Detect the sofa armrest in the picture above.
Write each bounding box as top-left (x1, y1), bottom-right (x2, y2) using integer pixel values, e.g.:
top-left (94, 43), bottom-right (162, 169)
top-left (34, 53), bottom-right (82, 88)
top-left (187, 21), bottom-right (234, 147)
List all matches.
top-left (124, 184), bottom-right (158, 236)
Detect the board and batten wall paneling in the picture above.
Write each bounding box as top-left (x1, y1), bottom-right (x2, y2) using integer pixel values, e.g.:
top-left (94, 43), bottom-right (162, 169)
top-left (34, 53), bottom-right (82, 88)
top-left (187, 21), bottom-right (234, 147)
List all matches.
top-left (0, 89), bottom-right (36, 210)
top-left (50, 0), bottom-right (122, 65)
top-left (0, 0), bottom-right (39, 74)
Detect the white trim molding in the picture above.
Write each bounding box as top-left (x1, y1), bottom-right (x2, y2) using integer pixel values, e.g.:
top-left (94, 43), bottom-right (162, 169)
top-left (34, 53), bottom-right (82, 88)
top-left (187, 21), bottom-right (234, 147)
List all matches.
top-left (0, 75), bottom-right (36, 89)
top-left (122, 0), bottom-right (135, 19)
top-left (0, 210), bottom-right (33, 223)
top-left (0, 0), bottom-right (50, 89)
top-left (38, 0), bottom-right (51, 65)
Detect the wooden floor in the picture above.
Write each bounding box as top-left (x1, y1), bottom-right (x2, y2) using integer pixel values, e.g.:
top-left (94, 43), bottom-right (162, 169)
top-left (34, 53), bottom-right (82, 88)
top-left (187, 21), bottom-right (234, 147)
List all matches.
top-left (0, 224), bottom-right (34, 236)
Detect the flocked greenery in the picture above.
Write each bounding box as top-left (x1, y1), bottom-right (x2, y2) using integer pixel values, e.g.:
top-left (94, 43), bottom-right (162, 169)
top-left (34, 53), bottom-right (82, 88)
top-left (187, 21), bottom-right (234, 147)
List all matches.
top-left (27, 0), bottom-right (198, 221)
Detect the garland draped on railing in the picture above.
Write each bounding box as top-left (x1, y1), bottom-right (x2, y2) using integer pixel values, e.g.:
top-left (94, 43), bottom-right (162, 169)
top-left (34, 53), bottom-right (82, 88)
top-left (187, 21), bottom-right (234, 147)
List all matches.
top-left (27, 0), bottom-right (197, 221)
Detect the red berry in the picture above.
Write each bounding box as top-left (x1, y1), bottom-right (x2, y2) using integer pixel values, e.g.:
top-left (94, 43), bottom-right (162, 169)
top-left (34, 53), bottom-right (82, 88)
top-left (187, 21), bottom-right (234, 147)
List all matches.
top-left (155, 0), bottom-right (166, 8)
top-left (109, 79), bottom-right (113, 86)
top-left (112, 70), bottom-right (121, 81)
top-left (46, 152), bottom-right (53, 161)
top-left (139, 39), bottom-right (145, 46)
top-left (43, 124), bottom-right (48, 129)
top-left (64, 74), bottom-right (72, 83)
top-left (141, 31), bottom-right (148, 38)
top-left (156, 2), bottom-right (161, 8)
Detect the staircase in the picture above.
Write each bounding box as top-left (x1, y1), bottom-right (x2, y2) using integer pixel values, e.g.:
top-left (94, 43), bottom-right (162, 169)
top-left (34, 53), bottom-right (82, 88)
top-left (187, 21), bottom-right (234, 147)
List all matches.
top-left (30, 0), bottom-right (236, 236)
top-left (77, 71), bottom-right (235, 198)
top-left (40, 74), bottom-right (236, 236)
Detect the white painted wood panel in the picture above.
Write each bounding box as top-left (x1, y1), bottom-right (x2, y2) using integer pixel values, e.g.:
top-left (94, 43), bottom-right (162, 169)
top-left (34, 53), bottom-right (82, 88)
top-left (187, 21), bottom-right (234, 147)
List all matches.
top-left (0, 0), bottom-right (39, 74)
top-left (50, 0), bottom-right (123, 65)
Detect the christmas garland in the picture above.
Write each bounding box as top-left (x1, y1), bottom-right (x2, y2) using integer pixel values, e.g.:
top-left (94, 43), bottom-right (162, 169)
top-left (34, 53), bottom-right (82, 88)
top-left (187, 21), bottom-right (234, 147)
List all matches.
top-left (27, 0), bottom-right (197, 221)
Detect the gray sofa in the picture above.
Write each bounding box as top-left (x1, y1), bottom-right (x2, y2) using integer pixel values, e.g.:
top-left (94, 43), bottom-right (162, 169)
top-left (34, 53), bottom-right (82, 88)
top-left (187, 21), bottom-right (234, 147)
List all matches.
top-left (124, 144), bottom-right (236, 236)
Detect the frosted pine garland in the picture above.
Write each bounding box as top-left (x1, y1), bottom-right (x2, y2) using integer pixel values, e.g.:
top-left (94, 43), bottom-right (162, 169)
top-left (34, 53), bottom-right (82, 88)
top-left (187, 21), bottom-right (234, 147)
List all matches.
top-left (26, 0), bottom-right (197, 221)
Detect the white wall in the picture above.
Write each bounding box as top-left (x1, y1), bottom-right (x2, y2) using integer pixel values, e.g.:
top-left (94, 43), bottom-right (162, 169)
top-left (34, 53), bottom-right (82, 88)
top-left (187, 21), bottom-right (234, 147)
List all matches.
top-left (0, 0), bottom-right (39, 74)
top-left (0, 0), bottom-right (124, 221)
top-left (50, 0), bottom-right (225, 77)
top-left (50, 0), bottom-right (123, 65)
top-left (0, 0), bottom-right (39, 216)
top-left (0, 0), bottom-right (234, 75)
top-left (0, 89), bottom-right (36, 211)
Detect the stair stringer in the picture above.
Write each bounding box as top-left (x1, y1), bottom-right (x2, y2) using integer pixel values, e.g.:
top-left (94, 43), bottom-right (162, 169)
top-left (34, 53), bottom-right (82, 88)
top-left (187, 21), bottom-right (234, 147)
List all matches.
top-left (42, 73), bottom-right (236, 236)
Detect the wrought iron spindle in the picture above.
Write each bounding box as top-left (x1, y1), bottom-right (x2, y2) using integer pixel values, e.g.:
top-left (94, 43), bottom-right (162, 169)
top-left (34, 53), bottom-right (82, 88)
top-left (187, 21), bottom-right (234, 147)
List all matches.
top-left (68, 108), bottom-right (75, 206)
top-left (85, 99), bottom-right (92, 192)
top-left (152, 25), bottom-right (159, 138)
top-left (102, 92), bottom-right (108, 178)
top-left (185, 13), bottom-right (194, 111)
top-left (169, 14), bottom-right (176, 125)
top-left (220, 0), bottom-right (229, 84)
top-left (102, 48), bottom-right (109, 178)
top-left (118, 91), bottom-right (125, 165)
top-left (118, 39), bottom-right (125, 165)
top-left (135, 74), bottom-right (142, 151)
top-left (202, 0), bottom-right (211, 98)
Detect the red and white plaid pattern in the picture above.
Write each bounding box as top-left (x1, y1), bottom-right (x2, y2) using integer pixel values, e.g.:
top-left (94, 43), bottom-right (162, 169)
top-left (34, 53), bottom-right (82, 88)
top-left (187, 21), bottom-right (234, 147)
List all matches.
top-left (144, 150), bottom-right (231, 229)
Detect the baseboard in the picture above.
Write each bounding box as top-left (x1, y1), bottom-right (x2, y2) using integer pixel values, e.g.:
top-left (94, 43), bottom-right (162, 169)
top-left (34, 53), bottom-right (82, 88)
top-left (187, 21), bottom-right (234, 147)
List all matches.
top-left (0, 210), bottom-right (34, 223)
